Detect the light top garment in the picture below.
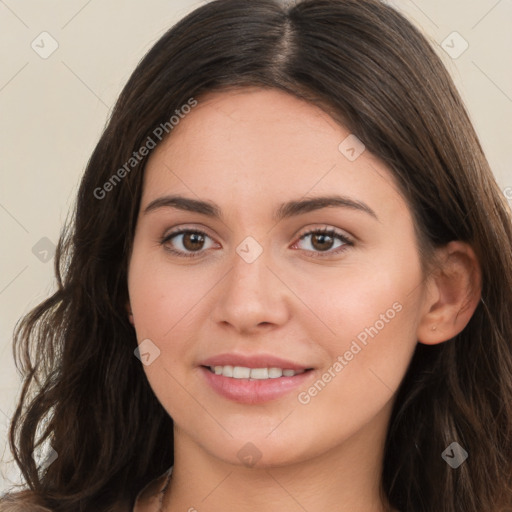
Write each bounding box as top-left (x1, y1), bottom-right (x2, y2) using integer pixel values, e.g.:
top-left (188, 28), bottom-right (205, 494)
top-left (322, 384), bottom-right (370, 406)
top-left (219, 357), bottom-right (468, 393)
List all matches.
top-left (133, 466), bottom-right (173, 512)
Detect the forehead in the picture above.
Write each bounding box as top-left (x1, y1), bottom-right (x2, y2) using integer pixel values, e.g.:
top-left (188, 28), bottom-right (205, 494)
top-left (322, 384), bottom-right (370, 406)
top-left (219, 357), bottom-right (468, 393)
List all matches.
top-left (141, 87), bottom-right (408, 223)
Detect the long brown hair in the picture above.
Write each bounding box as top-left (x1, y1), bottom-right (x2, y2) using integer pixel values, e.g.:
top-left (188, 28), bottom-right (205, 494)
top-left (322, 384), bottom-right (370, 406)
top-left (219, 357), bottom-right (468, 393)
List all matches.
top-left (2, 0), bottom-right (512, 510)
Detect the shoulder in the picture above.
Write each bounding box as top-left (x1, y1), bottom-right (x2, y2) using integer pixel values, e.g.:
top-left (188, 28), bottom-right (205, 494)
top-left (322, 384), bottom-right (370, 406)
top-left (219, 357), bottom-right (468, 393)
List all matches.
top-left (0, 469), bottom-right (173, 512)
top-left (133, 468), bottom-right (172, 512)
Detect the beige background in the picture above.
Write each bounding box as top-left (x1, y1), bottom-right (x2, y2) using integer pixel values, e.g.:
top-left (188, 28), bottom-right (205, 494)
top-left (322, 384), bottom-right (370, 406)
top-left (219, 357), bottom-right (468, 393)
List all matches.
top-left (1, 0), bottom-right (511, 491)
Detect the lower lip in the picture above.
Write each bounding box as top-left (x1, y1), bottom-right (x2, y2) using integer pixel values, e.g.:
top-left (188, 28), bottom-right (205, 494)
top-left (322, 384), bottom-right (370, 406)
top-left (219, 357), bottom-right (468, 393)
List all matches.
top-left (200, 366), bottom-right (314, 404)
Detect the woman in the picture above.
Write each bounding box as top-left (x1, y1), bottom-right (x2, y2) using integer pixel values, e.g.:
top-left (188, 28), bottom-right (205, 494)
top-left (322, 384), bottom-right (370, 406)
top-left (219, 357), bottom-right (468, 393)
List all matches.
top-left (1, 0), bottom-right (511, 510)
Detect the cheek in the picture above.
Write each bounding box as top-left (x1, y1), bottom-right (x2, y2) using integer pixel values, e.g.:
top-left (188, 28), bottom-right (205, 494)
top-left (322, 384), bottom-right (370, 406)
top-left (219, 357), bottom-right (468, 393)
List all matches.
top-left (128, 246), bottom-right (213, 339)
top-left (291, 286), bottom-right (420, 447)
top-left (127, 247), bottom-right (224, 413)
top-left (294, 254), bottom-right (420, 341)
top-left (291, 249), bottom-right (422, 388)
top-left (127, 249), bottom-right (209, 417)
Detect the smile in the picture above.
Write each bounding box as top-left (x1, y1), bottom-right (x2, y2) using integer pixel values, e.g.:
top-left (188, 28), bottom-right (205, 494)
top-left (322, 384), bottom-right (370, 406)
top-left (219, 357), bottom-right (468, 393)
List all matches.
top-left (200, 365), bottom-right (315, 404)
top-left (207, 365), bottom-right (307, 379)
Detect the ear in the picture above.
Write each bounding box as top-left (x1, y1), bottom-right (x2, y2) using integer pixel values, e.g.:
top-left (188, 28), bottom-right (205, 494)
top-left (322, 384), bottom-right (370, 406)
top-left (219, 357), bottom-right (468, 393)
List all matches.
top-left (417, 241), bottom-right (482, 345)
top-left (126, 301), bottom-right (134, 325)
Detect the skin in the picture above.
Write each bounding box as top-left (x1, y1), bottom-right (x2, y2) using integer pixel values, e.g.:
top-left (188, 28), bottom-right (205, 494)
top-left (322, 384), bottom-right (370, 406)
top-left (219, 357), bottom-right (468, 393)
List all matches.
top-left (127, 87), bottom-right (481, 512)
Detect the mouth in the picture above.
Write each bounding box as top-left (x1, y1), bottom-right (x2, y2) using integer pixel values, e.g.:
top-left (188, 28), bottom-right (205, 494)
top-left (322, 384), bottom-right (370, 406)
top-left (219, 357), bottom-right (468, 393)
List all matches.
top-left (199, 364), bottom-right (315, 404)
top-left (203, 365), bottom-right (312, 380)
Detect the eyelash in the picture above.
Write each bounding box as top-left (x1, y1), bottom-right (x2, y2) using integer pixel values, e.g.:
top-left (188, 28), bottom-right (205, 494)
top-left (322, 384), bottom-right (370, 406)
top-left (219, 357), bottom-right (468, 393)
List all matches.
top-left (160, 227), bottom-right (354, 259)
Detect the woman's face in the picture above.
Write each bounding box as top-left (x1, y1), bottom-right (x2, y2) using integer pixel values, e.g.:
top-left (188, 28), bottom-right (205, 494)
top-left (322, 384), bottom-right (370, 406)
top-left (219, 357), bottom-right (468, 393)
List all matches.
top-left (127, 87), bottom-right (431, 468)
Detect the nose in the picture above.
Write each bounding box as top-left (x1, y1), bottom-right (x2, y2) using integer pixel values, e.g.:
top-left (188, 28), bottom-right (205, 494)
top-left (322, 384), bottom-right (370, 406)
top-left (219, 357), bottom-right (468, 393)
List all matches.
top-left (210, 244), bottom-right (291, 335)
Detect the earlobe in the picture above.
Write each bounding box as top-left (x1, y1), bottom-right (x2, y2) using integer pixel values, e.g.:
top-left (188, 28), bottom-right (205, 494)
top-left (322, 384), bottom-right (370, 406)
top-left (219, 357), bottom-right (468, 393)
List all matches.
top-left (126, 302), bottom-right (134, 325)
top-left (417, 241), bottom-right (482, 345)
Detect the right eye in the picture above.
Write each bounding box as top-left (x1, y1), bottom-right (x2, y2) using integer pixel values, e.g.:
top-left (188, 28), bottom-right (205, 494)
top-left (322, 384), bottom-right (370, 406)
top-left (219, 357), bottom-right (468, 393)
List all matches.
top-left (160, 229), bottom-right (220, 258)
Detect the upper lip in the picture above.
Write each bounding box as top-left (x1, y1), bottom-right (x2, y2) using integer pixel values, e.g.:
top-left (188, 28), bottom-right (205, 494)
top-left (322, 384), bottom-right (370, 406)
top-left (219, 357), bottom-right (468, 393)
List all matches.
top-left (200, 353), bottom-right (312, 371)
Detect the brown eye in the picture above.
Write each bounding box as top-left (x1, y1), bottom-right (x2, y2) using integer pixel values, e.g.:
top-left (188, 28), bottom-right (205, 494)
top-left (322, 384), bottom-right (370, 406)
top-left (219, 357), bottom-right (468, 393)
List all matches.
top-left (182, 232), bottom-right (206, 251)
top-left (161, 229), bottom-right (217, 258)
top-left (293, 228), bottom-right (353, 257)
top-left (310, 232), bottom-right (335, 251)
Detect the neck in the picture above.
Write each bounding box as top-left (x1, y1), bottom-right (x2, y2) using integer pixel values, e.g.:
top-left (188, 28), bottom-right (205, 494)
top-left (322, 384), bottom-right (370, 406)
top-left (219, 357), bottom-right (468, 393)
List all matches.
top-left (162, 403), bottom-right (398, 512)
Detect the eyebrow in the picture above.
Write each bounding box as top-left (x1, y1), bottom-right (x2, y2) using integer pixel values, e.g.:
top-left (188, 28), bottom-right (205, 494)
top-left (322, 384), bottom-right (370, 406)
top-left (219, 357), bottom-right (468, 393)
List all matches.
top-left (143, 194), bottom-right (378, 222)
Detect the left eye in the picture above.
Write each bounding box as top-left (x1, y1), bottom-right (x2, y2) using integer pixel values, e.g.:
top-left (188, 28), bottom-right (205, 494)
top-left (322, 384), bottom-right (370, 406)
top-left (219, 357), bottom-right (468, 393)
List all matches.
top-left (292, 228), bottom-right (352, 256)
top-left (160, 228), bottom-right (353, 258)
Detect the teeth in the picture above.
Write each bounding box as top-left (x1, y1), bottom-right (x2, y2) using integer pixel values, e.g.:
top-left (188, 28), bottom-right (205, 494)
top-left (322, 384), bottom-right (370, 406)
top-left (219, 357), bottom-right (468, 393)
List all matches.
top-left (268, 367), bottom-right (283, 378)
top-left (233, 366), bottom-right (251, 379)
top-left (210, 365), bottom-right (306, 380)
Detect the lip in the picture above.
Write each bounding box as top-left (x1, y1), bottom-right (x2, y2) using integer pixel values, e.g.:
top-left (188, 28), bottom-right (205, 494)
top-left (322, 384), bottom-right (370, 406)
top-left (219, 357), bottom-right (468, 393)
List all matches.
top-left (198, 353), bottom-right (315, 404)
top-left (200, 367), bottom-right (314, 404)
top-left (199, 353), bottom-right (311, 371)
